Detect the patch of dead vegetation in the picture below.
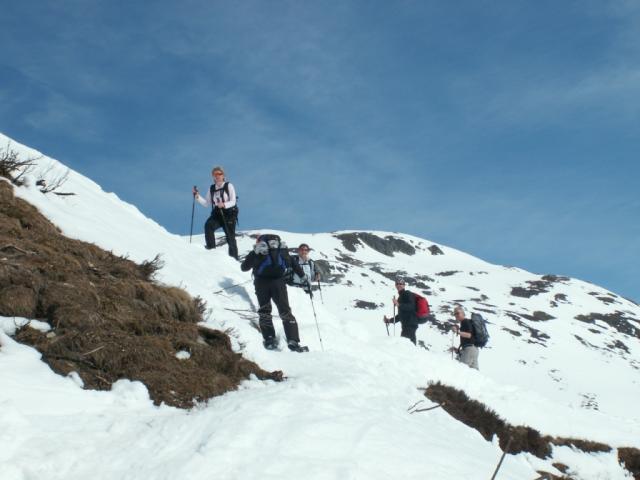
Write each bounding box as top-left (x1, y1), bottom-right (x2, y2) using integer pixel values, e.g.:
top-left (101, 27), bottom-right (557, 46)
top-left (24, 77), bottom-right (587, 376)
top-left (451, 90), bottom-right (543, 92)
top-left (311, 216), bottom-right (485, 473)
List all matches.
top-left (618, 447), bottom-right (640, 480)
top-left (423, 383), bottom-right (622, 470)
top-left (0, 181), bottom-right (282, 408)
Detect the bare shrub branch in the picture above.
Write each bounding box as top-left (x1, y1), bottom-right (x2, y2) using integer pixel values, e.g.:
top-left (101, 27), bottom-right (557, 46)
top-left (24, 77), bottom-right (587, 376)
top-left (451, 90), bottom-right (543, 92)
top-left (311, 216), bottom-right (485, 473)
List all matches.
top-left (37, 161), bottom-right (71, 194)
top-left (0, 142), bottom-right (40, 186)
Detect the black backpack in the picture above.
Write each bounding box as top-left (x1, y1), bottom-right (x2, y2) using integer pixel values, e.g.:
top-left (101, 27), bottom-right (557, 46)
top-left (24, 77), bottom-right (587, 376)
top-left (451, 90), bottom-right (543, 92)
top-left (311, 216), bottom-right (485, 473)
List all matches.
top-left (470, 313), bottom-right (490, 347)
top-left (255, 234), bottom-right (288, 279)
top-left (284, 255), bottom-right (298, 286)
top-left (210, 182), bottom-right (239, 224)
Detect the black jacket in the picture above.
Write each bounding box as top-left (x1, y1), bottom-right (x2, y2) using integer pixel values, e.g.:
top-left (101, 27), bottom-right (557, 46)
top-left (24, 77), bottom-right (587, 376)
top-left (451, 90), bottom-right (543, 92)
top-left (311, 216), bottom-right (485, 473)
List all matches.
top-left (390, 289), bottom-right (418, 325)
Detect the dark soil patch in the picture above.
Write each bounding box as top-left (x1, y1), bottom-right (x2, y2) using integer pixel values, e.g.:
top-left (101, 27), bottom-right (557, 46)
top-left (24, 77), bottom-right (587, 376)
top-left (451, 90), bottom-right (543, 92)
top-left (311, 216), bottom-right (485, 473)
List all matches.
top-left (436, 270), bottom-right (459, 277)
top-left (541, 275), bottom-right (570, 283)
top-left (428, 245), bottom-right (444, 255)
top-left (334, 253), bottom-right (365, 267)
top-left (501, 327), bottom-right (521, 337)
top-left (334, 232), bottom-right (415, 257)
top-left (521, 311), bottom-right (556, 322)
top-left (575, 312), bottom-right (640, 338)
top-left (607, 339), bottom-right (630, 354)
top-left (504, 312), bottom-right (550, 345)
top-left (0, 181), bottom-right (282, 408)
top-left (597, 296), bottom-right (617, 305)
top-left (552, 462), bottom-right (569, 473)
top-left (511, 280), bottom-right (553, 298)
top-left (354, 300), bottom-right (379, 310)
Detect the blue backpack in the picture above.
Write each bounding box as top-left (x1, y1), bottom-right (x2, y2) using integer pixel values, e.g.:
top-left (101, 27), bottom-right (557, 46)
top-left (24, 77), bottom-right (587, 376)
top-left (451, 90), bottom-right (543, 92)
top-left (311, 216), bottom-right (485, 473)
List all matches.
top-left (470, 313), bottom-right (490, 347)
top-left (255, 235), bottom-right (288, 278)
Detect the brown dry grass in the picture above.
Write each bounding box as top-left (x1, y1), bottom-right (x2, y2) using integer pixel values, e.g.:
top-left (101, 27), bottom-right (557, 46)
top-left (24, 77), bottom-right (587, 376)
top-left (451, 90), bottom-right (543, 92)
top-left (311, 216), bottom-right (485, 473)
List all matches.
top-left (424, 383), bottom-right (619, 463)
top-left (619, 448), bottom-right (640, 480)
top-left (0, 181), bottom-right (282, 408)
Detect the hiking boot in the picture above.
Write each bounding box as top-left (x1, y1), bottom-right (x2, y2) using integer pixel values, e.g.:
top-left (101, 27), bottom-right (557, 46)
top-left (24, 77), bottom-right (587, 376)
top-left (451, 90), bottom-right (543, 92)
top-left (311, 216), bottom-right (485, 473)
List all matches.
top-left (263, 338), bottom-right (278, 350)
top-left (287, 340), bottom-right (309, 353)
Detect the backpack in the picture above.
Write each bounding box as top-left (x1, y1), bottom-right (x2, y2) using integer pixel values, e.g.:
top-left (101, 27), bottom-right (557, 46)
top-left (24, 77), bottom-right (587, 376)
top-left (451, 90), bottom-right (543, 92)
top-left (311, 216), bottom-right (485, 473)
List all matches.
top-left (415, 293), bottom-right (430, 324)
top-left (210, 182), bottom-right (239, 225)
top-left (255, 234), bottom-right (288, 279)
top-left (470, 312), bottom-right (490, 347)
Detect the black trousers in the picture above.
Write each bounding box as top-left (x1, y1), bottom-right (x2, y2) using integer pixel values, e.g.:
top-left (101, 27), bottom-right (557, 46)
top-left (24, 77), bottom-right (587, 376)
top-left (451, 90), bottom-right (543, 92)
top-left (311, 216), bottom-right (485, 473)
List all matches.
top-left (400, 322), bottom-right (418, 345)
top-left (204, 209), bottom-right (238, 258)
top-left (254, 277), bottom-right (300, 343)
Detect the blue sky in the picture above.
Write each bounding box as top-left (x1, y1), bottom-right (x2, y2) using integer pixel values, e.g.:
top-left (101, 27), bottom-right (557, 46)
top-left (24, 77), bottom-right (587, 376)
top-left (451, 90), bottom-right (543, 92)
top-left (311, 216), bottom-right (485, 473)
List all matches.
top-left (1, 1), bottom-right (639, 301)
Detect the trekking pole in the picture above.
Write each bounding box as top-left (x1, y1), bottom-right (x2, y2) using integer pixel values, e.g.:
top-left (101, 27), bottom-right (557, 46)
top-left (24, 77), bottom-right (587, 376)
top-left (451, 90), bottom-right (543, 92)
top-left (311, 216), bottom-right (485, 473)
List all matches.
top-left (308, 290), bottom-right (325, 351)
top-left (393, 302), bottom-right (396, 336)
top-left (189, 186), bottom-right (197, 244)
top-left (451, 324), bottom-right (455, 359)
top-left (489, 436), bottom-right (512, 480)
top-left (217, 206), bottom-right (227, 248)
top-left (317, 278), bottom-right (324, 304)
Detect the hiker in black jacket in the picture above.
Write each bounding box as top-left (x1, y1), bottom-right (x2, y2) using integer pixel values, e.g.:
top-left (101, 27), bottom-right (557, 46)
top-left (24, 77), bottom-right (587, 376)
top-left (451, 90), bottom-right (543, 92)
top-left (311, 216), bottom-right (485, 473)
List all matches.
top-left (451, 305), bottom-right (479, 370)
top-left (241, 234), bottom-right (309, 352)
top-left (383, 278), bottom-right (419, 344)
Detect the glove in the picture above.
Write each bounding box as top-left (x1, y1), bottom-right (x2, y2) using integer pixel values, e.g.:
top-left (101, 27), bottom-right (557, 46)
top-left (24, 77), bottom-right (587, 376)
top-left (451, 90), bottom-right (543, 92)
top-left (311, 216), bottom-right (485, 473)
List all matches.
top-left (254, 241), bottom-right (268, 255)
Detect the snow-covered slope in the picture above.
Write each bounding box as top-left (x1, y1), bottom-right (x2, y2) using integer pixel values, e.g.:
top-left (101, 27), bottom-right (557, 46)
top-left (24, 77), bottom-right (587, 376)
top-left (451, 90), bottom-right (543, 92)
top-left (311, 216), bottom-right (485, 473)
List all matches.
top-left (1, 133), bottom-right (638, 480)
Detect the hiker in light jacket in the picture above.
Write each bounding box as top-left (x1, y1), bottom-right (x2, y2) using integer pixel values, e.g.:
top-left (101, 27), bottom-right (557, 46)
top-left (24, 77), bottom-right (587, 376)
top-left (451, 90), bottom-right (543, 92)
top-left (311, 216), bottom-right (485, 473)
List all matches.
top-left (290, 243), bottom-right (320, 293)
top-left (192, 165), bottom-right (238, 259)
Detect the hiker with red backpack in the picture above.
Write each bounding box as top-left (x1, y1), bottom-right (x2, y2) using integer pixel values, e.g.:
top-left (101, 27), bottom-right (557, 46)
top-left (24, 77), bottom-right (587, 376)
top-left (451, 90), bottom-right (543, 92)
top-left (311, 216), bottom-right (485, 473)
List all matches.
top-left (383, 278), bottom-right (430, 345)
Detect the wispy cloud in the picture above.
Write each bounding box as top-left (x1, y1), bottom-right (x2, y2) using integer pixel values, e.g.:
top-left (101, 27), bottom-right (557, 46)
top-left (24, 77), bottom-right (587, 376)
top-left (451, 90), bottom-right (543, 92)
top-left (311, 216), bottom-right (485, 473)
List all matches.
top-left (22, 93), bottom-right (102, 141)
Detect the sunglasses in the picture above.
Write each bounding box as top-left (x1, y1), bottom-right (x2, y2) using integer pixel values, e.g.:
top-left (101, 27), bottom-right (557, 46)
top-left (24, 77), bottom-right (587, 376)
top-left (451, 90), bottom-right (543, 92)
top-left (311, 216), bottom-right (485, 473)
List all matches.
top-left (213, 172), bottom-right (224, 176)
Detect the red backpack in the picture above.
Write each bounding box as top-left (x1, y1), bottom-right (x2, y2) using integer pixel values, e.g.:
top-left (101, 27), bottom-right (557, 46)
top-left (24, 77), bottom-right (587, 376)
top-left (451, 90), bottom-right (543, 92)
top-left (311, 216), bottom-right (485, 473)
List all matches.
top-left (415, 293), bottom-right (430, 320)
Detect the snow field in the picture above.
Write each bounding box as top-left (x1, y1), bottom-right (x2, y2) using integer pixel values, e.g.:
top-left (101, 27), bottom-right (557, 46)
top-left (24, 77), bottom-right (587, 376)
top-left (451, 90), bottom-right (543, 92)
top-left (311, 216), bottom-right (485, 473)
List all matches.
top-left (2, 133), bottom-right (639, 479)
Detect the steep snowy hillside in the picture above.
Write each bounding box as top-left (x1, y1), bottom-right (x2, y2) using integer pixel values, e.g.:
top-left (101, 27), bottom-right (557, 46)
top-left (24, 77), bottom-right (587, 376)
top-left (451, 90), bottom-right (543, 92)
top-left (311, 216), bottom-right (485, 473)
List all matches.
top-left (1, 133), bottom-right (639, 480)
top-left (229, 230), bottom-right (640, 421)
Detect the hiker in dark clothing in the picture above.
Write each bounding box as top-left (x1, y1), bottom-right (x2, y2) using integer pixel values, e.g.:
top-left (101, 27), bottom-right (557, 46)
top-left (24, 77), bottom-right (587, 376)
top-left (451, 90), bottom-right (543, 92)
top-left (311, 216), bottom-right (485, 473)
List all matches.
top-left (241, 234), bottom-right (308, 352)
top-left (451, 305), bottom-right (479, 370)
top-left (193, 165), bottom-right (238, 259)
top-left (383, 278), bottom-right (419, 345)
